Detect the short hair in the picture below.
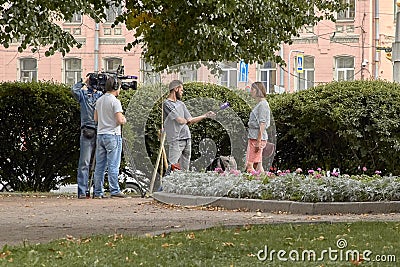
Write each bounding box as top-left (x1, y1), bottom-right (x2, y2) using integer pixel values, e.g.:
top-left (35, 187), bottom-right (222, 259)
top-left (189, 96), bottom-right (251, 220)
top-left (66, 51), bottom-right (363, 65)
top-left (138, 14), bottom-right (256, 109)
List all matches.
top-left (105, 76), bottom-right (121, 92)
top-left (251, 82), bottom-right (267, 98)
top-left (169, 80), bottom-right (183, 91)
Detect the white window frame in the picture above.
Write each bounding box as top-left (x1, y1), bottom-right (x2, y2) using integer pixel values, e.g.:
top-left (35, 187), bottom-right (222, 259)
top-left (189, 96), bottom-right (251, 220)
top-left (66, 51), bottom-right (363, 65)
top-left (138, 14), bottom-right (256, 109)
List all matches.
top-left (179, 66), bottom-right (198, 83)
top-left (104, 57), bottom-right (122, 73)
top-left (219, 62), bottom-right (237, 88)
top-left (65, 12), bottom-right (82, 24)
top-left (296, 56), bottom-right (314, 91)
top-left (335, 56), bottom-right (355, 81)
top-left (337, 0), bottom-right (355, 21)
top-left (258, 61), bottom-right (277, 94)
top-left (105, 3), bottom-right (122, 23)
top-left (140, 59), bottom-right (160, 85)
top-left (64, 58), bottom-right (82, 86)
top-left (19, 58), bottom-right (37, 82)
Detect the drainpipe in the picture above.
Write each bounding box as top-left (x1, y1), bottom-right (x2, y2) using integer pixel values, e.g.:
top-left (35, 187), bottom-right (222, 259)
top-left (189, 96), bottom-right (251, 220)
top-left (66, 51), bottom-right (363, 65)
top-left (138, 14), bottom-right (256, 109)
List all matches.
top-left (280, 44), bottom-right (285, 93)
top-left (94, 23), bottom-right (100, 72)
top-left (374, 0), bottom-right (379, 79)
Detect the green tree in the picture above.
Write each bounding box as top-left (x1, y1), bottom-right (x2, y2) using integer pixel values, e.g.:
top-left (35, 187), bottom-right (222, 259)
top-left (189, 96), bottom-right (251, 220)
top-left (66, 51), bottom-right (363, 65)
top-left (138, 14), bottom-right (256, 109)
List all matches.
top-left (119, 0), bottom-right (347, 71)
top-left (0, 0), bottom-right (122, 56)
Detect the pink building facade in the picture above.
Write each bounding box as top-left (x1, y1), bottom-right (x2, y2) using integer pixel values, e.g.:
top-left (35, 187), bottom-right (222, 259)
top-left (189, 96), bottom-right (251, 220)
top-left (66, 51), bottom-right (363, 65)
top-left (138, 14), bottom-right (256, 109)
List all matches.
top-left (0, 1), bottom-right (397, 93)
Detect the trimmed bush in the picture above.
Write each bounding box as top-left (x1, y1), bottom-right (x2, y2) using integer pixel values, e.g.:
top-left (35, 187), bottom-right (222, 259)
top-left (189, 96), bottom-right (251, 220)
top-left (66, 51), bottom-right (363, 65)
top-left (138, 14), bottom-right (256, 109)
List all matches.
top-left (269, 80), bottom-right (400, 175)
top-left (0, 82), bottom-right (80, 191)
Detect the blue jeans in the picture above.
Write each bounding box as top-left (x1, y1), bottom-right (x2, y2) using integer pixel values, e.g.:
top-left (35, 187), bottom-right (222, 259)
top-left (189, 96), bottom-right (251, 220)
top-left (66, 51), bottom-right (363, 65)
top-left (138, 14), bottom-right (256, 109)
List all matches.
top-left (77, 131), bottom-right (96, 197)
top-left (93, 134), bottom-right (122, 196)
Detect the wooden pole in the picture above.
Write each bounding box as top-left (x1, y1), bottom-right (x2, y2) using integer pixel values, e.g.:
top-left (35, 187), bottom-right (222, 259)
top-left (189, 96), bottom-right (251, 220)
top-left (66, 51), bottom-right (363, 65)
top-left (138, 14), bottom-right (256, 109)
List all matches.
top-left (149, 131), bottom-right (166, 194)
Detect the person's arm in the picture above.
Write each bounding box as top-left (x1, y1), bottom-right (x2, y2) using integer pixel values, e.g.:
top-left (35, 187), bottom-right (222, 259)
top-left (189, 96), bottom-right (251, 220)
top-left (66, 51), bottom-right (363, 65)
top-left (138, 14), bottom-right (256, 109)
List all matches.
top-left (255, 122), bottom-right (266, 152)
top-left (71, 76), bottom-right (90, 100)
top-left (115, 112), bottom-right (127, 125)
top-left (187, 111), bottom-right (216, 125)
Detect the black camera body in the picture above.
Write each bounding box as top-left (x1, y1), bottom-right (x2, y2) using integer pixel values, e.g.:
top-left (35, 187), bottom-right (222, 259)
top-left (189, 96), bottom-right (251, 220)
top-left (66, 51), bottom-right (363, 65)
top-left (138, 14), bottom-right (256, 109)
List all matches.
top-left (87, 66), bottom-right (137, 92)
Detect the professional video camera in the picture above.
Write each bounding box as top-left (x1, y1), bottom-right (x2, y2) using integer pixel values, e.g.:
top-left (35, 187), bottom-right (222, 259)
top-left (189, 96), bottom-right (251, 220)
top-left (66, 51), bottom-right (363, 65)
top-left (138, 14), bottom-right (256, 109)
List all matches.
top-left (87, 65), bottom-right (137, 92)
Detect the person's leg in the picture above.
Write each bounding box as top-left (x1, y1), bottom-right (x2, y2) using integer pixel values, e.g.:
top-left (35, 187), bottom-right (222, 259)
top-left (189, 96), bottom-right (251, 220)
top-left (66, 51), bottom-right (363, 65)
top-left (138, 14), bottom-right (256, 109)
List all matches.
top-left (167, 141), bottom-right (182, 166)
top-left (179, 139), bottom-right (191, 171)
top-left (245, 139), bottom-right (255, 172)
top-left (77, 133), bottom-right (96, 198)
top-left (254, 162), bottom-right (264, 173)
top-left (106, 135), bottom-right (122, 195)
top-left (93, 135), bottom-right (107, 197)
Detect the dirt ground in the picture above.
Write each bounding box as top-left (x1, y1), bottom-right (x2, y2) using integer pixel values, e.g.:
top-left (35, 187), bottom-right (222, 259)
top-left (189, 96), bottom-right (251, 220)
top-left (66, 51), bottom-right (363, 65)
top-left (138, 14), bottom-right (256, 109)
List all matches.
top-left (2, 193), bottom-right (400, 248)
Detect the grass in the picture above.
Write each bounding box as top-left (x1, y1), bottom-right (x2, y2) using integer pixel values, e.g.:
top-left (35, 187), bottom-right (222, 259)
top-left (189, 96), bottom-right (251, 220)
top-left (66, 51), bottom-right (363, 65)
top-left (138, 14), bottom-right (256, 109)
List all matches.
top-left (1, 222), bottom-right (399, 266)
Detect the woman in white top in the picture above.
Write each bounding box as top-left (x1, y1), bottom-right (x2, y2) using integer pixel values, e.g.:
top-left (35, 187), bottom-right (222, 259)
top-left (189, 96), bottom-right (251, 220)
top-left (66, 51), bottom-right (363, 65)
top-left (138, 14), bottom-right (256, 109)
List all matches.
top-left (246, 82), bottom-right (271, 173)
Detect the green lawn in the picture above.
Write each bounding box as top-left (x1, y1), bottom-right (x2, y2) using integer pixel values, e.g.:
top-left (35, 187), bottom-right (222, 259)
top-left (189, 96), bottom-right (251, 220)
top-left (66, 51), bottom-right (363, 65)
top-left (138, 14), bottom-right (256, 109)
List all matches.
top-left (1, 222), bottom-right (399, 266)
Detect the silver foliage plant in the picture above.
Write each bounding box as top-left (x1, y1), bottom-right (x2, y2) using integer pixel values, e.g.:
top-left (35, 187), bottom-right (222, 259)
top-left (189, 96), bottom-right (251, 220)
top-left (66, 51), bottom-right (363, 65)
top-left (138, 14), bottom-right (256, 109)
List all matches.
top-left (161, 171), bottom-right (400, 202)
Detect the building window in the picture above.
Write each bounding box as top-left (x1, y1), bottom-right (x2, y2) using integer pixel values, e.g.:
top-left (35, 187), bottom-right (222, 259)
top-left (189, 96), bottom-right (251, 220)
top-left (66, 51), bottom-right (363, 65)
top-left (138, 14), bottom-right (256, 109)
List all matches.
top-left (64, 58), bottom-right (82, 86)
top-left (179, 67), bottom-right (198, 83)
top-left (337, 0), bottom-right (355, 21)
top-left (105, 4), bottom-right (122, 23)
top-left (259, 61), bottom-right (276, 94)
top-left (65, 13), bottom-right (82, 24)
top-left (335, 56), bottom-right (354, 81)
top-left (114, 28), bottom-right (122, 35)
top-left (296, 56), bottom-right (314, 91)
top-left (140, 59), bottom-right (160, 85)
top-left (104, 28), bottom-right (112, 35)
top-left (72, 28), bottom-right (81, 35)
top-left (220, 61), bottom-right (237, 88)
top-left (104, 58), bottom-right (122, 72)
top-left (20, 58), bottom-right (37, 82)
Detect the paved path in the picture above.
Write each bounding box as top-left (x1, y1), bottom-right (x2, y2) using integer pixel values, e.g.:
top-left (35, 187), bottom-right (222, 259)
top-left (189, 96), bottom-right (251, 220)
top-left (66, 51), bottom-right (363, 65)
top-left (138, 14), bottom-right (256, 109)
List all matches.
top-left (1, 194), bottom-right (400, 247)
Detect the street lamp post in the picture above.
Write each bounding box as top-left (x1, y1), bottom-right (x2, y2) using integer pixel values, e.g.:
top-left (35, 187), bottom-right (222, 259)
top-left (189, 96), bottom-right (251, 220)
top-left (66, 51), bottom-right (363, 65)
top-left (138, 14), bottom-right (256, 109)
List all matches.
top-left (393, 0), bottom-right (400, 82)
top-left (288, 49), bottom-right (304, 91)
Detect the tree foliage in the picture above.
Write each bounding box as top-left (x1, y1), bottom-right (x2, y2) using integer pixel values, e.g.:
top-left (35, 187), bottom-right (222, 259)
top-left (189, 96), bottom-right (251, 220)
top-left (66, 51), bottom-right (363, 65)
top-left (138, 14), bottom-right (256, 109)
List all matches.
top-left (119, 0), bottom-right (347, 71)
top-left (0, 0), bottom-right (122, 56)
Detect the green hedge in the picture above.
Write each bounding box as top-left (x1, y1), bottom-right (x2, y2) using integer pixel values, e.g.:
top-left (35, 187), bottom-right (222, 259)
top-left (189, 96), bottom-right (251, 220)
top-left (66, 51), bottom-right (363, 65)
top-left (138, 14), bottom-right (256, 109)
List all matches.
top-left (0, 82), bottom-right (80, 191)
top-left (269, 80), bottom-right (400, 175)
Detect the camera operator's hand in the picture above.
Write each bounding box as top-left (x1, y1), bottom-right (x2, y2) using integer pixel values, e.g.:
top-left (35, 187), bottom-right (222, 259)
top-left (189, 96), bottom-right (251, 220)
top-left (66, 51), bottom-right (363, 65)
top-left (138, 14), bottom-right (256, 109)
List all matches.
top-left (83, 76), bottom-right (90, 85)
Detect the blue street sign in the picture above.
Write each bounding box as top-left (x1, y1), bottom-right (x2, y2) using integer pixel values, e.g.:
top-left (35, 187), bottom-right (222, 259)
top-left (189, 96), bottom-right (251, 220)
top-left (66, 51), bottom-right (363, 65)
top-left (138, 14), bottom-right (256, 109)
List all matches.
top-left (239, 61), bottom-right (249, 82)
top-left (297, 54), bottom-right (304, 73)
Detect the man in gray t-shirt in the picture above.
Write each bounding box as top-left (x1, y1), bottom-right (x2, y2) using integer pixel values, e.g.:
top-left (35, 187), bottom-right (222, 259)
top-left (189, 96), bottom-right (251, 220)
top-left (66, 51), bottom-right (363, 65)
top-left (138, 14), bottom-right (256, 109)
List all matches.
top-left (93, 76), bottom-right (127, 198)
top-left (163, 80), bottom-right (215, 172)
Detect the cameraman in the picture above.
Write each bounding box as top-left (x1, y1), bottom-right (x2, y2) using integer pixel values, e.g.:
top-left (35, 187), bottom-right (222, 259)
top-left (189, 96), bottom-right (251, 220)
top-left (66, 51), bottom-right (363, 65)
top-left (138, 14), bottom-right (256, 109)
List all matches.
top-left (71, 75), bottom-right (103, 199)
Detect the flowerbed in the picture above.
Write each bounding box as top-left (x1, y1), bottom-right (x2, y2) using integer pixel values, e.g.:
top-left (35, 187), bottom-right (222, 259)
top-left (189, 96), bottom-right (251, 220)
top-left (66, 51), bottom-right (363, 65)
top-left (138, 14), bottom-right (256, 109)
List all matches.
top-left (161, 169), bottom-right (400, 202)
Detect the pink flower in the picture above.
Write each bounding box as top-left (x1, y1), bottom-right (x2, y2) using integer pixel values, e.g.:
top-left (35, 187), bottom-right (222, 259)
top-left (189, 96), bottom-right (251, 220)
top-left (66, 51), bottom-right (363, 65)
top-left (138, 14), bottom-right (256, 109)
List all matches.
top-left (229, 169), bottom-right (241, 176)
top-left (295, 168), bottom-right (302, 173)
top-left (362, 166), bottom-right (367, 172)
top-left (308, 169), bottom-right (315, 174)
top-left (214, 167), bottom-right (224, 174)
top-left (265, 171), bottom-right (274, 177)
top-left (315, 174), bottom-right (322, 179)
top-left (317, 168), bottom-right (322, 172)
top-left (375, 170), bottom-right (381, 175)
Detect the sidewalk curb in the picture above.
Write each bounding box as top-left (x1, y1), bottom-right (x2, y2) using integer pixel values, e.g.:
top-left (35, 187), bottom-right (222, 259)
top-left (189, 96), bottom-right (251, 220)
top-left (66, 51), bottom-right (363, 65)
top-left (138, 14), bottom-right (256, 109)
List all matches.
top-left (153, 192), bottom-right (400, 215)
